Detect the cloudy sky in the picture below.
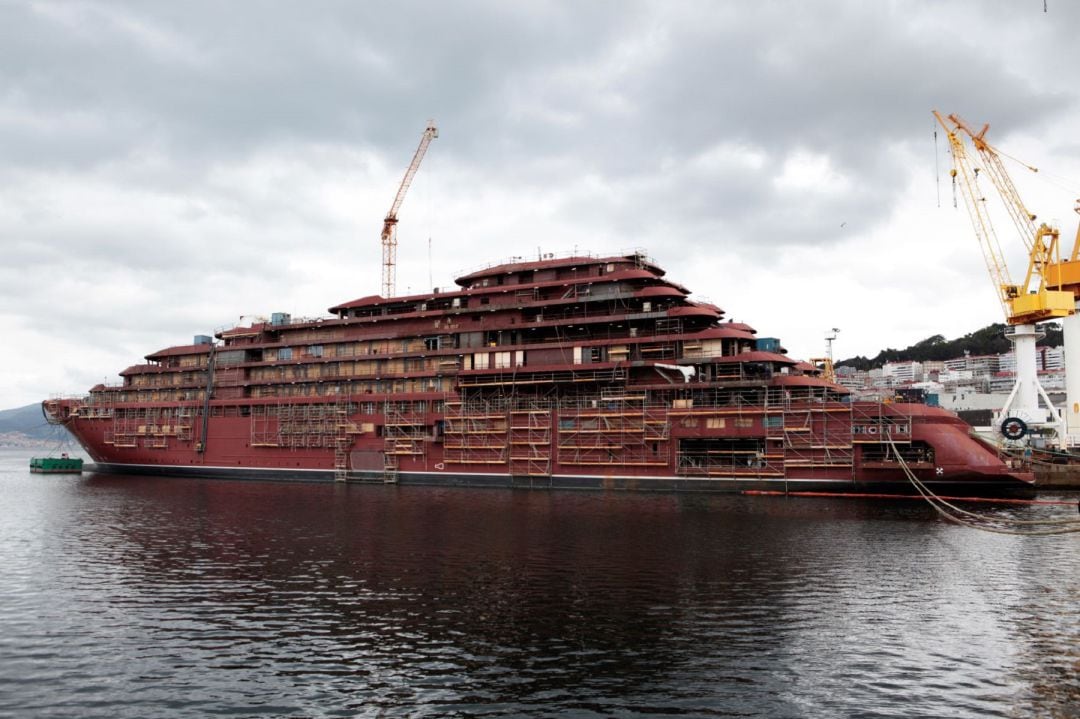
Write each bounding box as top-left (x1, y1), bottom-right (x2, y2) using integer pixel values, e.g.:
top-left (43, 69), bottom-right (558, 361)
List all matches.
top-left (3, 0), bottom-right (1080, 409)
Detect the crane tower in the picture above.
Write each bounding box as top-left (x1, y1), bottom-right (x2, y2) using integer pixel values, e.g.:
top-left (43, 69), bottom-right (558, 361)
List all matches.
top-left (934, 111), bottom-right (1074, 446)
top-left (1045, 204), bottom-right (1080, 445)
top-left (381, 120), bottom-right (438, 298)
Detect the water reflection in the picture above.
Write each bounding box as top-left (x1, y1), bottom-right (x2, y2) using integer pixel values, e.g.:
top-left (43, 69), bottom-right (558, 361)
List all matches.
top-left (1, 455), bottom-right (1077, 718)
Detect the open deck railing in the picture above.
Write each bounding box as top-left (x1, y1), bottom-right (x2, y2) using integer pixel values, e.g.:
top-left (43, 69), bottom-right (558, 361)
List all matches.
top-left (452, 247), bottom-right (654, 280)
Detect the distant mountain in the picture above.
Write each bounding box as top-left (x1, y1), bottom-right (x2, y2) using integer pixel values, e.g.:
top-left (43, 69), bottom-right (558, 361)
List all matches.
top-left (837, 322), bottom-right (1064, 371)
top-left (0, 403), bottom-right (69, 446)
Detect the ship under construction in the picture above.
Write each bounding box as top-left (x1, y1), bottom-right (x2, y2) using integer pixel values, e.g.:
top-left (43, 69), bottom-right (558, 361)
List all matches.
top-left (45, 250), bottom-right (1033, 495)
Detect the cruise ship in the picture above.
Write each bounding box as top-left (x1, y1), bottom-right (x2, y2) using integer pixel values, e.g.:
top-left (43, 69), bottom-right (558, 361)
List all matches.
top-left (44, 251), bottom-right (1033, 495)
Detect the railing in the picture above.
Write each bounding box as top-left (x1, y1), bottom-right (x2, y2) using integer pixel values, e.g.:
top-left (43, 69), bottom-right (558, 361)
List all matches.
top-left (452, 247), bottom-right (654, 280)
top-left (213, 315), bottom-right (333, 338)
top-left (456, 368), bottom-right (628, 387)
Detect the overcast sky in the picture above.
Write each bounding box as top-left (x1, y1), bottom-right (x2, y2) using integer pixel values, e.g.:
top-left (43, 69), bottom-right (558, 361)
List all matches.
top-left (4, 0), bottom-right (1080, 409)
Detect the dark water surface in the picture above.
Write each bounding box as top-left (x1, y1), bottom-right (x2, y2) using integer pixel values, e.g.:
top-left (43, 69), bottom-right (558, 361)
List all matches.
top-left (1, 449), bottom-right (1078, 718)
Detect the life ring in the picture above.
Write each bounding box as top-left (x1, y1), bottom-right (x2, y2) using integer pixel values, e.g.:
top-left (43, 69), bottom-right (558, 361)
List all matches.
top-left (1000, 417), bottom-right (1027, 441)
top-left (867, 426), bottom-right (878, 435)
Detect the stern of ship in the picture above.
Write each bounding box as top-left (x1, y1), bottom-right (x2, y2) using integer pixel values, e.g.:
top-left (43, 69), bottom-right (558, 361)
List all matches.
top-left (859, 403), bottom-right (1035, 497)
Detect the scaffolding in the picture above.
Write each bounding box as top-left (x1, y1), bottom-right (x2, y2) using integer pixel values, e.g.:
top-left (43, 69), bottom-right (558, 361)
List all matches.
top-left (176, 407), bottom-right (194, 442)
top-left (849, 402), bottom-right (929, 467)
top-left (557, 392), bottom-right (669, 468)
top-left (457, 367), bottom-right (628, 388)
top-left (382, 400), bottom-right (427, 483)
top-left (99, 402), bottom-right (194, 449)
top-left (776, 398), bottom-right (855, 471)
top-left (508, 400), bottom-right (552, 476)
top-left (443, 399), bottom-right (509, 466)
top-left (333, 394), bottom-right (357, 482)
top-left (107, 408), bottom-right (138, 448)
top-left (276, 402), bottom-right (340, 449)
top-left (251, 404), bottom-right (282, 447)
top-left (670, 395), bottom-right (784, 477)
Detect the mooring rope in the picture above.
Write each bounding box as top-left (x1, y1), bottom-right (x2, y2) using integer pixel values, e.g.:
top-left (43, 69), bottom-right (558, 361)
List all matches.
top-left (888, 436), bottom-right (1080, 536)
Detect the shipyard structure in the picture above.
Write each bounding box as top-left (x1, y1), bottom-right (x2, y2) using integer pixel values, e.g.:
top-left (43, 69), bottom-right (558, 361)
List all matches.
top-left (45, 252), bottom-right (1032, 494)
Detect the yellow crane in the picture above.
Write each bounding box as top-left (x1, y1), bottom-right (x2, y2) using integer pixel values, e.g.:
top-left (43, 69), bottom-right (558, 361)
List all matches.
top-left (933, 111), bottom-right (1074, 325)
top-left (934, 110), bottom-right (1073, 444)
top-left (1045, 204), bottom-right (1080, 445)
top-left (1045, 202), bottom-right (1080, 294)
top-left (810, 328), bottom-right (840, 384)
top-left (381, 120), bottom-right (438, 298)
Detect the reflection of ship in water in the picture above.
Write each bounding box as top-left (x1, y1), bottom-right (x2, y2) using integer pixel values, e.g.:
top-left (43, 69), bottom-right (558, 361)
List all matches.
top-left (47, 251), bottom-right (1032, 495)
top-left (68, 472), bottom-right (1076, 715)
top-left (77, 474), bottom-right (816, 700)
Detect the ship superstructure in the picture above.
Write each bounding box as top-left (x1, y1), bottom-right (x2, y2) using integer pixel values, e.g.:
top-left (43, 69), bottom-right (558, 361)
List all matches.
top-left (45, 251), bottom-right (1032, 494)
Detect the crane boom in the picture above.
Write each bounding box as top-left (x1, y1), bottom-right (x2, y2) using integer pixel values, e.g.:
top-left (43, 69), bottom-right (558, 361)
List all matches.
top-left (947, 114), bottom-right (1039, 251)
top-left (936, 110), bottom-right (1075, 446)
top-left (381, 120), bottom-right (438, 297)
top-left (947, 114), bottom-right (1068, 309)
top-left (934, 111), bottom-right (1073, 325)
top-left (933, 111), bottom-right (1016, 319)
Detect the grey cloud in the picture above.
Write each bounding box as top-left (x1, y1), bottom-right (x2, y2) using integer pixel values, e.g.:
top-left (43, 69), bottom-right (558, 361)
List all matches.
top-left (3, 0), bottom-right (1080, 406)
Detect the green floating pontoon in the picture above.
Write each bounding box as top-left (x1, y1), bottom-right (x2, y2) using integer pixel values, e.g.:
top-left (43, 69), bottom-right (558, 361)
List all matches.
top-left (30, 456), bottom-right (83, 474)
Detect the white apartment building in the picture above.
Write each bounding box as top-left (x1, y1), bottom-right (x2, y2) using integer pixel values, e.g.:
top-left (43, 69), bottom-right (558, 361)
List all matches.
top-left (1042, 346), bottom-right (1065, 370)
top-left (944, 354), bottom-right (999, 375)
top-left (882, 360), bottom-right (923, 384)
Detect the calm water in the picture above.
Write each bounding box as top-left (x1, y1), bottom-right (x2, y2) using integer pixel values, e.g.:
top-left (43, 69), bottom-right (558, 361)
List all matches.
top-left (1, 448), bottom-right (1078, 718)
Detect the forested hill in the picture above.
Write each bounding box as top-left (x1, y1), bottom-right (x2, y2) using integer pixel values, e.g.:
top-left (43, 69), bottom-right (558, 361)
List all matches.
top-left (0, 403), bottom-right (68, 447)
top-left (836, 323), bottom-right (1064, 371)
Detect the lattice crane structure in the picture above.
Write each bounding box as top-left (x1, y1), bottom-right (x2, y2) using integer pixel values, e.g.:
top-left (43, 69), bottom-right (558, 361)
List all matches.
top-left (934, 110), bottom-right (1073, 446)
top-left (381, 120), bottom-right (438, 298)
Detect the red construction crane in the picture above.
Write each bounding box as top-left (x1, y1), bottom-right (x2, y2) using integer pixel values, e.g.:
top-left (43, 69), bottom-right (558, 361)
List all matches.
top-left (381, 119), bottom-right (438, 297)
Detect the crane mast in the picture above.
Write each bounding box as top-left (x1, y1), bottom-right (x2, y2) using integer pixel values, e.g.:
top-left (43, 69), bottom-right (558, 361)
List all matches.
top-left (933, 112), bottom-right (1073, 326)
top-left (934, 110), bottom-right (1074, 446)
top-left (947, 114), bottom-right (1039, 250)
top-left (933, 111), bottom-right (1017, 320)
top-left (1045, 204), bottom-right (1080, 447)
top-left (946, 114), bottom-right (1070, 325)
top-left (381, 120), bottom-right (438, 298)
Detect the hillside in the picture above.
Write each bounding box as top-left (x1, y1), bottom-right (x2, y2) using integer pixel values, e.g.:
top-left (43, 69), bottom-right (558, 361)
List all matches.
top-left (837, 322), bottom-right (1064, 371)
top-left (0, 403), bottom-right (70, 447)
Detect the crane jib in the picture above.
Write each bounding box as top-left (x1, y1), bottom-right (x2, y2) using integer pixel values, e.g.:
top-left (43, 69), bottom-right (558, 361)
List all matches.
top-left (380, 121), bottom-right (439, 298)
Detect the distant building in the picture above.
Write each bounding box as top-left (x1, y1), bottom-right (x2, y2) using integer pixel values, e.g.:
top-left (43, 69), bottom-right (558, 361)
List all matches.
top-left (989, 373), bottom-right (1015, 393)
top-left (944, 353), bottom-right (999, 375)
top-left (1042, 346), bottom-right (1065, 371)
top-left (1040, 369), bottom-right (1066, 391)
top-left (828, 344), bottom-right (1067, 417)
top-left (882, 360), bottom-right (923, 384)
top-left (939, 369), bottom-right (973, 384)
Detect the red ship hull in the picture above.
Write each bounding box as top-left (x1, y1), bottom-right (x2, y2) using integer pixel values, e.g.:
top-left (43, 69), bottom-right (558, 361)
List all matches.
top-left (47, 397), bottom-right (1033, 497)
top-left (44, 251), bottom-right (1034, 497)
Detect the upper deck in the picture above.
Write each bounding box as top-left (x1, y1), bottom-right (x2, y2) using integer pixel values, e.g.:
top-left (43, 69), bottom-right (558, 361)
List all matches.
top-left (84, 250), bottom-right (835, 406)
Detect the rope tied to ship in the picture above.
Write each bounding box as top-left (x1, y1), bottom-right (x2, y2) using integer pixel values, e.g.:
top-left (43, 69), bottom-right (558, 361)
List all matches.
top-left (887, 436), bottom-right (1080, 536)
